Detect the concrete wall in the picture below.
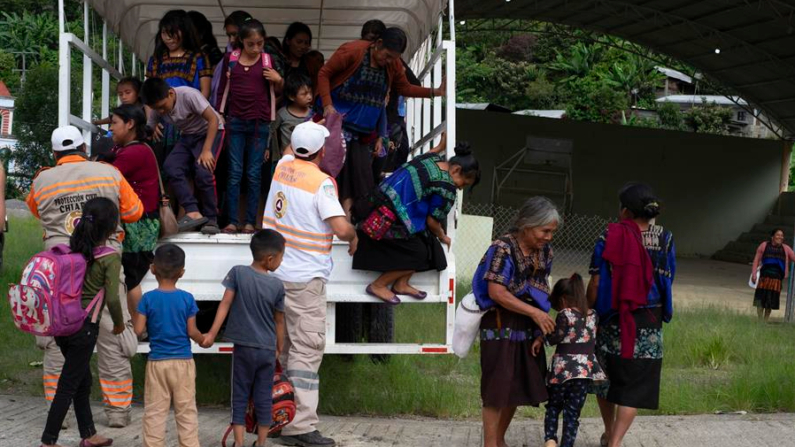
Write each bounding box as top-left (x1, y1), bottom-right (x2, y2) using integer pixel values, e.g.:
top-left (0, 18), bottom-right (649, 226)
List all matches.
top-left (457, 109), bottom-right (787, 256)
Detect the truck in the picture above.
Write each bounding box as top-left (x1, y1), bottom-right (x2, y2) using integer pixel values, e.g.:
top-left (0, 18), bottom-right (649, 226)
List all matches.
top-left (57, 0), bottom-right (460, 356)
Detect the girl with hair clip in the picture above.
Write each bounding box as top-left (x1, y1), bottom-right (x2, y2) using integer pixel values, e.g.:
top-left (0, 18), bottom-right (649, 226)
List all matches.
top-left (532, 273), bottom-right (606, 447)
top-left (40, 198), bottom-right (125, 447)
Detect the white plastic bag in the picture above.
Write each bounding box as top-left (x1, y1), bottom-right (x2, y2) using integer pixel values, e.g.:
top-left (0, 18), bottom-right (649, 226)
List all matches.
top-left (452, 293), bottom-right (487, 359)
top-left (749, 267), bottom-right (761, 289)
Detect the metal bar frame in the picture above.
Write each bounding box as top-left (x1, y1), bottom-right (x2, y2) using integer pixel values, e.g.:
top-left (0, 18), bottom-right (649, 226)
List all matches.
top-left (61, 1), bottom-right (459, 355)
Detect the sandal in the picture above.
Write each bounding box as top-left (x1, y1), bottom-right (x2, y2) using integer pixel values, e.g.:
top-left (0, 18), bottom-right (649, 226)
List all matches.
top-left (600, 433), bottom-right (609, 447)
top-left (221, 225), bottom-right (238, 234)
top-left (241, 225), bottom-right (257, 234)
top-left (177, 215), bottom-right (208, 232)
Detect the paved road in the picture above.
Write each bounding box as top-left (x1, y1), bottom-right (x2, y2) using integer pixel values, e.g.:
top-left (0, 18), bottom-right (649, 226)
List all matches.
top-left (3, 394), bottom-right (794, 447)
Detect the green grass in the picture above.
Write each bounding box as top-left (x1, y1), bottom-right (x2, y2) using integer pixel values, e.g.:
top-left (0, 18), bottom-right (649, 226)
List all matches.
top-left (0, 217), bottom-right (46, 396)
top-left (5, 216), bottom-right (795, 418)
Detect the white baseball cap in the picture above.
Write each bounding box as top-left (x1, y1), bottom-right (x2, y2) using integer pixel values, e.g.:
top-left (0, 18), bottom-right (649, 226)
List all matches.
top-left (291, 121), bottom-right (330, 158)
top-left (51, 125), bottom-right (85, 152)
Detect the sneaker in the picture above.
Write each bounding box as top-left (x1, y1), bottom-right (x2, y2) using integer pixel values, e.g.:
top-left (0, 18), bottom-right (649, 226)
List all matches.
top-left (107, 412), bottom-right (130, 428)
top-left (274, 430), bottom-right (336, 447)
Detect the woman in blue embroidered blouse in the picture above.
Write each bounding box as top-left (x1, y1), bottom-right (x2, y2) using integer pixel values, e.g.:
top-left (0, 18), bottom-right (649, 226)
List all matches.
top-left (587, 183), bottom-right (675, 447)
top-left (352, 137), bottom-right (480, 304)
top-left (473, 197), bottom-right (559, 447)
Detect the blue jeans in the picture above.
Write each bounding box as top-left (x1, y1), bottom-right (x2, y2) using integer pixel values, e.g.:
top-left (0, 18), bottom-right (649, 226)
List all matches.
top-left (226, 117), bottom-right (270, 226)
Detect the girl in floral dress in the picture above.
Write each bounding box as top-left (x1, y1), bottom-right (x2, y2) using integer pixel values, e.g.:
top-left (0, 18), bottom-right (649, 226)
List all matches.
top-left (532, 273), bottom-right (606, 447)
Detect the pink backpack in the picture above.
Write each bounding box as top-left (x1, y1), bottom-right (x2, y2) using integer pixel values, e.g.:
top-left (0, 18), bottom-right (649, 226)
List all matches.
top-left (218, 50), bottom-right (277, 120)
top-left (8, 244), bottom-right (115, 337)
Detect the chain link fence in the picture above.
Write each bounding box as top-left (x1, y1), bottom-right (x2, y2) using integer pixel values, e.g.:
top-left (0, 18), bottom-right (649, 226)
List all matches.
top-left (457, 202), bottom-right (614, 281)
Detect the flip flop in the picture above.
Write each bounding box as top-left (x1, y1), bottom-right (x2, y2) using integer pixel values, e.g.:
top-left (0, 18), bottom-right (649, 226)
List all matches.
top-left (366, 285), bottom-right (401, 305)
top-left (177, 216), bottom-right (208, 232)
top-left (391, 287), bottom-right (427, 300)
top-left (221, 225), bottom-right (238, 234)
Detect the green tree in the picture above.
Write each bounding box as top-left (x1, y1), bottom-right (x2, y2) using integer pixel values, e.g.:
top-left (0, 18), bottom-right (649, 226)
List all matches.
top-left (563, 77), bottom-right (628, 124)
top-left (547, 42), bottom-right (604, 85)
top-left (11, 62), bottom-right (80, 188)
top-left (657, 101), bottom-right (686, 131)
top-left (0, 49), bottom-right (21, 95)
top-left (684, 99), bottom-right (734, 135)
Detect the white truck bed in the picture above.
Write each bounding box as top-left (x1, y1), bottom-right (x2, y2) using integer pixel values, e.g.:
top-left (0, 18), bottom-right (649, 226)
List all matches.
top-left (138, 233), bottom-right (456, 355)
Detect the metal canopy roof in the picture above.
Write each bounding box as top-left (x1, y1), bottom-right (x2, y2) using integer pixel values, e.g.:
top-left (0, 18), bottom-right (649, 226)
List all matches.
top-left (86, 0), bottom-right (447, 61)
top-left (456, 0), bottom-right (795, 138)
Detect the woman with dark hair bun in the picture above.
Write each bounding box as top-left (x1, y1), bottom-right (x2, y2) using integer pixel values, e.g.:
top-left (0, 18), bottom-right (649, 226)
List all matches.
top-left (317, 26), bottom-right (445, 216)
top-left (352, 134), bottom-right (480, 303)
top-left (751, 228), bottom-right (795, 322)
top-left (587, 182), bottom-right (676, 447)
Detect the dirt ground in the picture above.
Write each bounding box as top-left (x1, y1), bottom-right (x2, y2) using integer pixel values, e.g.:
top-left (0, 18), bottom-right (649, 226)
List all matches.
top-left (675, 257), bottom-right (761, 315)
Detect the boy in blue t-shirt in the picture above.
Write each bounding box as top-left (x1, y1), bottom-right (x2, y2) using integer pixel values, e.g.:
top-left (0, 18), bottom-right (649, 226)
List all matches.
top-left (134, 243), bottom-right (204, 447)
top-left (202, 229), bottom-right (286, 447)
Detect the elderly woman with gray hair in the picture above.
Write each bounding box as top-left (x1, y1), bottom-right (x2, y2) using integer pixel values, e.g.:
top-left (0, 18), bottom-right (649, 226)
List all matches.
top-left (472, 197), bottom-right (560, 447)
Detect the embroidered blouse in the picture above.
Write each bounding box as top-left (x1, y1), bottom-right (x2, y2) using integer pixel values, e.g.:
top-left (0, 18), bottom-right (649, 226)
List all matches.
top-left (472, 234), bottom-right (553, 312)
top-left (146, 51), bottom-right (213, 90)
top-left (589, 224), bottom-right (676, 323)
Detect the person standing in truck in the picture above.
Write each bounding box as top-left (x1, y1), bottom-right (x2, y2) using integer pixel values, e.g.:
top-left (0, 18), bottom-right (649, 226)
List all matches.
top-left (26, 125), bottom-right (143, 428)
top-left (263, 121), bottom-right (357, 447)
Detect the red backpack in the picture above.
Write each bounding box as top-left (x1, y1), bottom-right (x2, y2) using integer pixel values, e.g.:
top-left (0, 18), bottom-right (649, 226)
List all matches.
top-left (221, 361), bottom-right (296, 445)
top-left (218, 50), bottom-right (277, 119)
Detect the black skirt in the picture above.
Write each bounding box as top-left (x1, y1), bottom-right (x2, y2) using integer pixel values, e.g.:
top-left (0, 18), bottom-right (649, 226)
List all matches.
top-left (591, 307), bottom-right (663, 410)
top-left (336, 137), bottom-right (376, 202)
top-left (754, 264), bottom-right (784, 310)
top-left (352, 230), bottom-right (447, 273)
top-left (122, 251), bottom-right (155, 291)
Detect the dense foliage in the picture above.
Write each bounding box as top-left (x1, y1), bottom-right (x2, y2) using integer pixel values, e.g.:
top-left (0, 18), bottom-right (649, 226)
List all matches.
top-left (455, 22), bottom-right (743, 135)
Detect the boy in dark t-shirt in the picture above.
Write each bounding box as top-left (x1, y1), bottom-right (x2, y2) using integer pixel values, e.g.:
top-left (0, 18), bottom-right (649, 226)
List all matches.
top-left (202, 229), bottom-right (286, 447)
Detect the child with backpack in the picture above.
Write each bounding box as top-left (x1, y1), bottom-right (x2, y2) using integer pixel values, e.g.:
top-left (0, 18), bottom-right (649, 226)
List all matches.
top-left (134, 243), bottom-right (203, 447)
top-left (201, 229), bottom-right (287, 447)
top-left (532, 274), bottom-right (606, 447)
top-left (143, 77), bottom-right (225, 234)
top-left (37, 197), bottom-right (125, 447)
top-left (215, 19), bottom-right (283, 234)
top-left (271, 73), bottom-right (314, 161)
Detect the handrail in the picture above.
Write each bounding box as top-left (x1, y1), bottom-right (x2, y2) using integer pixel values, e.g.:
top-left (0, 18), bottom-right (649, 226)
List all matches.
top-left (64, 33), bottom-right (123, 80)
top-left (410, 122), bottom-right (446, 156)
top-left (415, 45), bottom-right (446, 82)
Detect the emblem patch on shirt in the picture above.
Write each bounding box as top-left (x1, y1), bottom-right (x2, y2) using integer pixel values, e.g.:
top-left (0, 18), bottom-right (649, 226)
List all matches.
top-left (274, 191), bottom-right (287, 219)
top-left (65, 210), bottom-right (83, 234)
top-left (323, 184), bottom-right (337, 198)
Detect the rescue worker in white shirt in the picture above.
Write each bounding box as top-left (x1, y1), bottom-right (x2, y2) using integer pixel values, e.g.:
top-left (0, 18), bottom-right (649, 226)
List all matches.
top-left (264, 121), bottom-right (356, 447)
top-left (26, 126), bottom-right (143, 428)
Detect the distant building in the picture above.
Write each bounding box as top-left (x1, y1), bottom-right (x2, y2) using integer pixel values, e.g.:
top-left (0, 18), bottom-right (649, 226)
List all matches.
top-left (0, 80), bottom-right (16, 152)
top-left (656, 95), bottom-right (777, 139)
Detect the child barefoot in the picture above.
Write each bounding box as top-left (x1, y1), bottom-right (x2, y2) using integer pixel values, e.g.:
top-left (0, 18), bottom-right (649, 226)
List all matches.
top-left (202, 229), bottom-right (286, 447)
top-left (532, 273), bottom-right (606, 447)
